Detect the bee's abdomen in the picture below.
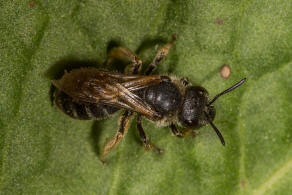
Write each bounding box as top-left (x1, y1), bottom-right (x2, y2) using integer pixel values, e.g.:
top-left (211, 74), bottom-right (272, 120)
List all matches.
top-left (54, 90), bottom-right (119, 120)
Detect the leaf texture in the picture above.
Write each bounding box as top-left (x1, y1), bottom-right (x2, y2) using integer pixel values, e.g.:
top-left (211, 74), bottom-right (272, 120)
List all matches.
top-left (0, 0), bottom-right (291, 194)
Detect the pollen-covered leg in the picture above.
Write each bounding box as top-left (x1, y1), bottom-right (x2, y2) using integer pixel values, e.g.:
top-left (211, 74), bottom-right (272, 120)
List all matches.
top-left (104, 47), bottom-right (142, 75)
top-left (137, 115), bottom-right (163, 154)
top-left (100, 110), bottom-right (133, 164)
top-left (170, 123), bottom-right (196, 138)
top-left (145, 34), bottom-right (177, 75)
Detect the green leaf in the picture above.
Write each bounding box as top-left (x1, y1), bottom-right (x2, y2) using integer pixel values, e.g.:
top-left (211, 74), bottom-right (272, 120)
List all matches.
top-left (0, 0), bottom-right (291, 194)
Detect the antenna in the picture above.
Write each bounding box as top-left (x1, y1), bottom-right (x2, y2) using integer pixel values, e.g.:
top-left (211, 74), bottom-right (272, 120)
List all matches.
top-left (209, 120), bottom-right (225, 146)
top-left (204, 111), bottom-right (225, 146)
top-left (208, 78), bottom-right (246, 106)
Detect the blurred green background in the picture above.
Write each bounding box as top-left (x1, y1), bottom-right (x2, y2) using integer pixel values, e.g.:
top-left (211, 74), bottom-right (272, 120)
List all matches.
top-left (0, 0), bottom-right (291, 194)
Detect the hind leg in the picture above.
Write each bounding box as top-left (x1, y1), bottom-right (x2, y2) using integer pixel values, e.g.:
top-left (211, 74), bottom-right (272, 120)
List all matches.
top-left (100, 110), bottom-right (133, 164)
top-left (100, 49), bottom-right (142, 163)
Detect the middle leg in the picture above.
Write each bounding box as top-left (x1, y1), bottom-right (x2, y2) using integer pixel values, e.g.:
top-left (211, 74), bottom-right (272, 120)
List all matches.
top-left (101, 47), bottom-right (143, 163)
top-left (137, 115), bottom-right (163, 153)
top-left (104, 46), bottom-right (142, 74)
top-left (145, 34), bottom-right (177, 75)
top-left (134, 36), bottom-right (179, 151)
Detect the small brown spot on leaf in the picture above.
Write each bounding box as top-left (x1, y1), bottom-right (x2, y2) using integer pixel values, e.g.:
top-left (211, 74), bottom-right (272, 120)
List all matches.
top-left (29, 1), bottom-right (35, 8)
top-left (220, 64), bottom-right (231, 79)
top-left (216, 18), bottom-right (224, 25)
top-left (241, 180), bottom-right (246, 187)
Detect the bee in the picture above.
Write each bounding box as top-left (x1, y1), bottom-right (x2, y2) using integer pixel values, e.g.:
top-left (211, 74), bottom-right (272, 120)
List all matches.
top-left (52, 35), bottom-right (246, 163)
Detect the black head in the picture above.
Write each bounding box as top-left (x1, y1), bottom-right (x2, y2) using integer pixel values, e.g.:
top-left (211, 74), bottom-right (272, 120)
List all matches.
top-left (178, 78), bottom-right (246, 145)
top-left (178, 86), bottom-right (214, 128)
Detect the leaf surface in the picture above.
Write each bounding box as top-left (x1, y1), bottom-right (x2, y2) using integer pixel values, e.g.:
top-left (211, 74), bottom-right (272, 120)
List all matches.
top-left (0, 0), bottom-right (291, 194)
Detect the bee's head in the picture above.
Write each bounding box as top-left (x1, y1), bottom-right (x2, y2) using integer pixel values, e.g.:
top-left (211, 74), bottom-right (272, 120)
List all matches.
top-left (178, 78), bottom-right (246, 145)
top-left (178, 86), bottom-right (214, 128)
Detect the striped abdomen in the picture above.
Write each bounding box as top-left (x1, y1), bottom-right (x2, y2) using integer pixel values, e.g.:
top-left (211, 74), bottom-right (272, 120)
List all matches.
top-left (54, 89), bottom-right (119, 120)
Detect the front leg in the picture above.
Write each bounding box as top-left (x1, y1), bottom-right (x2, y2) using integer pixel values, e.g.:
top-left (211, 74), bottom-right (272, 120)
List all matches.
top-left (170, 123), bottom-right (196, 138)
top-left (170, 123), bottom-right (183, 137)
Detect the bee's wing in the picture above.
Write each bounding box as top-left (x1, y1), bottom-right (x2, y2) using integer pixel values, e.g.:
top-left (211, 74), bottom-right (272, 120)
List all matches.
top-left (52, 68), bottom-right (163, 120)
top-left (99, 82), bottom-right (162, 119)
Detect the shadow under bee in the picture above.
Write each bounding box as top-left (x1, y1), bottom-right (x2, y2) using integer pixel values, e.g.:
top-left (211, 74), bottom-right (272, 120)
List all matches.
top-left (45, 56), bottom-right (104, 107)
top-left (45, 56), bottom-right (102, 80)
top-left (90, 121), bottom-right (104, 157)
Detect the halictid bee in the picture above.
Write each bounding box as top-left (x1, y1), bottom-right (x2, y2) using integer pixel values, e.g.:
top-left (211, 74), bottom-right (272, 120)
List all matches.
top-left (52, 34), bottom-right (246, 163)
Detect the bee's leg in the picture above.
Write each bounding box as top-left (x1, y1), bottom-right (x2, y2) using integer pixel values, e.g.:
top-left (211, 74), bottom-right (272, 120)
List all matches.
top-left (137, 115), bottom-right (163, 153)
top-left (170, 123), bottom-right (196, 138)
top-left (100, 110), bottom-right (133, 164)
top-left (104, 47), bottom-right (142, 75)
top-left (170, 123), bottom-right (183, 137)
top-left (180, 77), bottom-right (190, 86)
top-left (145, 34), bottom-right (177, 75)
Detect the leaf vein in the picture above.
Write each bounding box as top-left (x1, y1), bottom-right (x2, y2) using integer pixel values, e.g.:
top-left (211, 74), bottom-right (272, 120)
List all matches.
top-left (252, 158), bottom-right (292, 195)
